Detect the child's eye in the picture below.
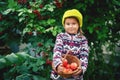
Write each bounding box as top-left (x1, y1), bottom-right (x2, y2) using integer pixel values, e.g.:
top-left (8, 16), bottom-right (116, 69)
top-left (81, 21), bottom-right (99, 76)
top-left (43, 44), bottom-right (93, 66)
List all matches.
top-left (72, 23), bottom-right (76, 25)
top-left (66, 23), bottom-right (70, 25)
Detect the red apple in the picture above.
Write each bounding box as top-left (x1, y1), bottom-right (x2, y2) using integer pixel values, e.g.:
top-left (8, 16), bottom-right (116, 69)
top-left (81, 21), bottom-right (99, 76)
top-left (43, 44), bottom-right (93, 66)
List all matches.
top-left (63, 68), bottom-right (69, 74)
top-left (66, 64), bottom-right (70, 69)
top-left (63, 68), bottom-right (73, 74)
top-left (67, 68), bottom-right (73, 74)
top-left (62, 58), bottom-right (68, 67)
top-left (70, 62), bottom-right (78, 70)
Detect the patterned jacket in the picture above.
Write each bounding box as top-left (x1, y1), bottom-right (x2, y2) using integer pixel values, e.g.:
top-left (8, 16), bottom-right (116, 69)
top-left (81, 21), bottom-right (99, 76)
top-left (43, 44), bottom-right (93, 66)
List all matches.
top-left (51, 32), bottom-right (89, 80)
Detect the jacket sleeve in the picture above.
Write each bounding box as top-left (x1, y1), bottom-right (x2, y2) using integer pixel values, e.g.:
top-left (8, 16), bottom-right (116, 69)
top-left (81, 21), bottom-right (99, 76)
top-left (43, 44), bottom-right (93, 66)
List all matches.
top-left (53, 33), bottom-right (63, 70)
top-left (80, 36), bottom-right (89, 74)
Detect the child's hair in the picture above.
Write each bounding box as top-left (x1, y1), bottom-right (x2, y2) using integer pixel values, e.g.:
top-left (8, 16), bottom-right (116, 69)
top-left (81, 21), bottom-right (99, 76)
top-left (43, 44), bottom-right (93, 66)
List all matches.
top-left (64, 16), bottom-right (84, 36)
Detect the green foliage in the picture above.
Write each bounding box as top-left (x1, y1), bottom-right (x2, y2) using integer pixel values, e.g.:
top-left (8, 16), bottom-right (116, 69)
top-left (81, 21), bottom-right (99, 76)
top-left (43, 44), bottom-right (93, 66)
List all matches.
top-left (0, 52), bottom-right (34, 69)
top-left (0, 52), bottom-right (51, 80)
top-left (0, 0), bottom-right (120, 80)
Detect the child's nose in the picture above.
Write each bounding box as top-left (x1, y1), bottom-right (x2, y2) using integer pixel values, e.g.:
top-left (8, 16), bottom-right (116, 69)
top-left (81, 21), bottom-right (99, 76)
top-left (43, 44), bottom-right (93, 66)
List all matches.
top-left (69, 24), bottom-right (73, 27)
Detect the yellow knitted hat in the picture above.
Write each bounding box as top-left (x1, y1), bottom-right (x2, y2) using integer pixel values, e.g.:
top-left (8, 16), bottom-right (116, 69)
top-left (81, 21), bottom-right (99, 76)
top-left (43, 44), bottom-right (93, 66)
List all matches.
top-left (62, 9), bottom-right (83, 27)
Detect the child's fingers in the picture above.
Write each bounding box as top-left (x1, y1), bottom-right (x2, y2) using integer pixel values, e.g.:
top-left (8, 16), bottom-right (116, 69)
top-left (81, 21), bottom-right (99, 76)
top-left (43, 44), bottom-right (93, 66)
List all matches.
top-left (73, 69), bottom-right (82, 76)
top-left (57, 65), bottom-right (64, 73)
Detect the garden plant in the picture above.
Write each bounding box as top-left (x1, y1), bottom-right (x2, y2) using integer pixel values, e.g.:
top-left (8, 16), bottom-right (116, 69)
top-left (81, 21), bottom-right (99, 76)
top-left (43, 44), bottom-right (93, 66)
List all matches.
top-left (0, 0), bottom-right (120, 80)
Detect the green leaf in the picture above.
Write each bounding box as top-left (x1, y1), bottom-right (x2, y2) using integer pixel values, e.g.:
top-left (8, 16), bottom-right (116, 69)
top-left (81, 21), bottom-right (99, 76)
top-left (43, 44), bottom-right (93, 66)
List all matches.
top-left (45, 27), bottom-right (53, 32)
top-left (16, 52), bottom-right (29, 60)
top-left (23, 28), bottom-right (30, 35)
top-left (33, 75), bottom-right (46, 80)
top-left (52, 30), bottom-right (57, 36)
top-left (44, 4), bottom-right (55, 12)
top-left (27, 9), bottom-right (32, 13)
top-left (19, 17), bottom-right (25, 22)
top-left (29, 13), bottom-right (35, 18)
top-left (16, 74), bottom-right (31, 80)
top-left (18, 12), bottom-right (23, 16)
top-left (113, 0), bottom-right (120, 6)
top-left (32, 66), bottom-right (38, 72)
top-left (5, 53), bottom-right (19, 64)
top-left (8, 0), bottom-right (18, 8)
top-left (87, 27), bottom-right (93, 34)
top-left (0, 2), bottom-right (7, 5)
top-left (2, 8), bottom-right (14, 15)
top-left (0, 58), bottom-right (6, 69)
top-left (0, 33), bottom-right (7, 39)
top-left (0, 58), bottom-right (6, 64)
top-left (36, 58), bottom-right (45, 66)
top-left (47, 19), bottom-right (56, 25)
top-left (51, 26), bottom-right (61, 36)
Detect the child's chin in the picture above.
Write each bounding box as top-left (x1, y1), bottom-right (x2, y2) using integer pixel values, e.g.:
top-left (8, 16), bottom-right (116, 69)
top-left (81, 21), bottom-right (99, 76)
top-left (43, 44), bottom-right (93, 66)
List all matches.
top-left (68, 32), bottom-right (77, 35)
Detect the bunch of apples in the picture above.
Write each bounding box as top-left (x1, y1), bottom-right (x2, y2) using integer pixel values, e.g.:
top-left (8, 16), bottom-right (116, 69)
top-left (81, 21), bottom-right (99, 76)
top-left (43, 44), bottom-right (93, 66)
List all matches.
top-left (61, 58), bottom-right (78, 74)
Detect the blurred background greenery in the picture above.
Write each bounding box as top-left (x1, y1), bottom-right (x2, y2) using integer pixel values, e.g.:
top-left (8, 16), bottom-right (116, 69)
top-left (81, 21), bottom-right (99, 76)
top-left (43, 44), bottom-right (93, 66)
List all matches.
top-left (0, 0), bottom-right (120, 80)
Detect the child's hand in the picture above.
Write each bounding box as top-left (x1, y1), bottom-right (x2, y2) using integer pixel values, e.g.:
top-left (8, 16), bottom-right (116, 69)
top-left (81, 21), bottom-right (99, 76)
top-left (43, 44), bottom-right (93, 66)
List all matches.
top-left (73, 68), bottom-right (83, 76)
top-left (57, 64), bottom-right (64, 74)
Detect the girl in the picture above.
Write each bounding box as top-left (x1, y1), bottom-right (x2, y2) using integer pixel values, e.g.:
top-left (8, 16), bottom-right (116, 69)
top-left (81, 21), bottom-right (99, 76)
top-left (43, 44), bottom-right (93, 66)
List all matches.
top-left (51, 9), bottom-right (89, 80)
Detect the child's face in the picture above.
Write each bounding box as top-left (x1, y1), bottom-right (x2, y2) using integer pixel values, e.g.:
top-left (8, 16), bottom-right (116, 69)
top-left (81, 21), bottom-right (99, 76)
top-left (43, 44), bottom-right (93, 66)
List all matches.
top-left (64, 17), bottom-right (79, 34)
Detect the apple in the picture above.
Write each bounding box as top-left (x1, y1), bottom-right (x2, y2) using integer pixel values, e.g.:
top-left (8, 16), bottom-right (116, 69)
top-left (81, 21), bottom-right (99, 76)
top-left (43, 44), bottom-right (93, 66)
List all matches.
top-left (63, 68), bottom-right (68, 74)
top-left (70, 62), bottom-right (78, 70)
top-left (66, 64), bottom-right (70, 69)
top-left (67, 68), bottom-right (73, 74)
top-left (62, 58), bottom-right (68, 67)
top-left (63, 68), bottom-right (73, 74)
top-left (63, 68), bottom-right (70, 74)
